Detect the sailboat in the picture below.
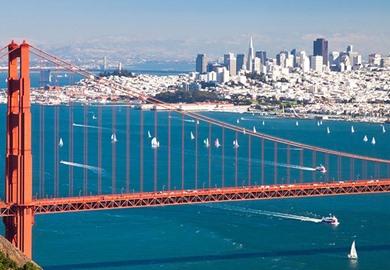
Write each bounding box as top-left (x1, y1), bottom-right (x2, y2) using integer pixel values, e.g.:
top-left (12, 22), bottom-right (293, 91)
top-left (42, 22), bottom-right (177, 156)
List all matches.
top-left (214, 138), bottom-right (221, 148)
top-left (236, 119), bottom-right (240, 124)
top-left (203, 138), bottom-right (210, 148)
top-left (190, 131), bottom-right (195, 140)
top-left (253, 126), bottom-right (257, 133)
top-left (347, 240), bottom-right (358, 260)
top-left (382, 125), bottom-right (386, 133)
top-left (327, 126), bottom-right (330, 134)
top-left (363, 135), bottom-right (368, 142)
top-left (262, 120), bottom-right (265, 126)
top-left (371, 137), bottom-right (376, 145)
top-left (233, 139), bottom-right (239, 148)
top-left (151, 137), bottom-right (160, 148)
top-left (351, 126), bottom-right (355, 133)
top-left (111, 133), bottom-right (118, 143)
top-left (147, 130), bottom-right (152, 138)
top-left (58, 137), bottom-right (64, 147)
top-left (296, 121), bottom-right (299, 126)
top-left (317, 121), bottom-right (320, 126)
top-left (92, 113), bottom-right (97, 120)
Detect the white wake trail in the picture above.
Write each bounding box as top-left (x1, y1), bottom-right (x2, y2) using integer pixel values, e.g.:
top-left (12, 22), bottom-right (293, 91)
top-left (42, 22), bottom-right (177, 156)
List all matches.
top-left (72, 123), bottom-right (110, 130)
top-left (261, 160), bottom-right (316, 171)
top-left (60, 160), bottom-right (104, 174)
top-left (209, 204), bottom-right (322, 223)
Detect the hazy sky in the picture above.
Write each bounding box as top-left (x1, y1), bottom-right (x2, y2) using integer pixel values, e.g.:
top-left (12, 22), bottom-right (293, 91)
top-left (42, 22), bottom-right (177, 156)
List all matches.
top-left (1, 0), bottom-right (390, 59)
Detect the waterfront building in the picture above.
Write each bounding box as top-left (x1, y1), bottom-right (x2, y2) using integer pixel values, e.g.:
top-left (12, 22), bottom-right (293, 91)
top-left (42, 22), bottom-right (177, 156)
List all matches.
top-left (236, 54), bottom-right (246, 72)
top-left (247, 37), bottom-right (254, 73)
top-left (301, 56), bottom-right (310, 73)
top-left (381, 55), bottom-right (390, 68)
top-left (224, 53), bottom-right (237, 77)
top-left (196, 54), bottom-right (207, 73)
top-left (310, 55), bottom-right (323, 72)
top-left (313, 38), bottom-right (328, 66)
top-left (369, 53), bottom-right (381, 66)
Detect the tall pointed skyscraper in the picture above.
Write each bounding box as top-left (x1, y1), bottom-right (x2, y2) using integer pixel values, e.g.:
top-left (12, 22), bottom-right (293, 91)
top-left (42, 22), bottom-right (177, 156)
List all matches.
top-left (246, 37), bottom-right (254, 72)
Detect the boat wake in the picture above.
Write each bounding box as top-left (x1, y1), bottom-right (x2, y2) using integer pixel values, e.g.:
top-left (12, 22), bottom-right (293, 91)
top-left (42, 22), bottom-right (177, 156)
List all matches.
top-left (208, 204), bottom-right (322, 223)
top-left (72, 123), bottom-right (110, 130)
top-left (60, 160), bottom-right (105, 174)
top-left (262, 160), bottom-right (316, 172)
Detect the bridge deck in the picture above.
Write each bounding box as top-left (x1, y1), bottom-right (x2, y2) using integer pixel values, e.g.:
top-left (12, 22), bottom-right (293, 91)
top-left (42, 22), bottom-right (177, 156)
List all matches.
top-left (1, 179), bottom-right (389, 216)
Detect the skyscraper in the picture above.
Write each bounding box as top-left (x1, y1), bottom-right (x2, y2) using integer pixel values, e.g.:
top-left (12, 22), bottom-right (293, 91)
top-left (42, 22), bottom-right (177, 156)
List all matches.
top-left (236, 54), bottom-right (246, 72)
top-left (246, 37), bottom-right (254, 72)
top-left (313, 38), bottom-right (328, 66)
top-left (196, 54), bottom-right (207, 73)
top-left (255, 51), bottom-right (267, 65)
top-left (224, 53), bottom-right (237, 77)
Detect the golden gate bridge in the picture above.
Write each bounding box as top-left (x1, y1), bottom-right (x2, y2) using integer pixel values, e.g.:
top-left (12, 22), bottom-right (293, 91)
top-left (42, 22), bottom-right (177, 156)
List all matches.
top-left (0, 41), bottom-right (390, 259)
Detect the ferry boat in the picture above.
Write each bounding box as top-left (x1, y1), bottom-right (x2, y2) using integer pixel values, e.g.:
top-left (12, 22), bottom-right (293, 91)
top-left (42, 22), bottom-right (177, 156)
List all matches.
top-left (315, 164), bottom-right (327, 173)
top-left (321, 215), bottom-right (339, 225)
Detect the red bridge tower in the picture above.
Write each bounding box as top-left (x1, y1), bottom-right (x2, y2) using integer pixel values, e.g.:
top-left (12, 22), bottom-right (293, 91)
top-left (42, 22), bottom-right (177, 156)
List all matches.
top-left (3, 41), bottom-right (33, 258)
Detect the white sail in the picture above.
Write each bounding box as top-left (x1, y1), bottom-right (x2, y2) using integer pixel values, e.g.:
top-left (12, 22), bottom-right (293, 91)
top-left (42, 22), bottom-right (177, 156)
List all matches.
top-left (233, 139), bottom-right (239, 148)
top-left (327, 126), bottom-right (330, 134)
top-left (214, 138), bottom-right (221, 148)
top-left (203, 138), bottom-right (210, 148)
top-left (296, 121), bottom-right (299, 126)
top-left (190, 131), bottom-right (195, 140)
top-left (253, 126), bottom-right (257, 133)
top-left (371, 137), bottom-right (376, 145)
top-left (382, 125), bottom-right (386, 133)
top-left (147, 130), bottom-right (152, 138)
top-left (363, 135), bottom-right (368, 142)
top-left (262, 120), bottom-right (265, 126)
top-left (111, 133), bottom-right (118, 143)
top-left (58, 137), bottom-right (64, 147)
top-left (351, 126), bottom-right (354, 133)
top-left (151, 137), bottom-right (160, 148)
top-left (348, 240), bottom-right (358, 259)
top-left (317, 121), bottom-right (320, 126)
top-left (236, 119), bottom-right (240, 124)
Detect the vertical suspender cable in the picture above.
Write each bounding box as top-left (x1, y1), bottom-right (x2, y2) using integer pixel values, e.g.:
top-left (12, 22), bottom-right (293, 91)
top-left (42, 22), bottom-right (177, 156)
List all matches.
top-left (98, 105), bottom-right (102, 194)
top-left (83, 106), bottom-right (88, 195)
top-left (286, 145), bottom-right (290, 184)
top-left (68, 103), bottom-right (73, 196)
top-left (208, 123), bottom-right (211, 188)
top-left (261, 138), bottom-right (264, 186)
top-left (274, 142), bottom-right (277, 184)
top-left (221, 127), bottom-right (225, 188)
top-left (195, 119), bottom-right (198, 189)
top-left (154, 107), bottom-right (158, 192)
top-left (235, 131), bottom-right (238, 187)
top-left (111, 106), bottom-right (116, 194)
top-left (168, 112), bottom-right (171, 191)
top-left (248, 135), bottom-right (251, 186)
top-left (39, 105), bottom-right (45, 198)
top-left (140, 110), bottom-right (144, 192)
top-left (126, 106), bottom-right (130, 193)
top-left (300, 149), bottom-right (303, 183)
top-left (181, 114), bottom-right (185, 190)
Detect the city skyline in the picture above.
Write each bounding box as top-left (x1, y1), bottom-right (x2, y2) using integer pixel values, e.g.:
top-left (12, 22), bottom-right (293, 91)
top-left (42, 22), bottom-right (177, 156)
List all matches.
top-left (0, 0), bottom-right (389, 61)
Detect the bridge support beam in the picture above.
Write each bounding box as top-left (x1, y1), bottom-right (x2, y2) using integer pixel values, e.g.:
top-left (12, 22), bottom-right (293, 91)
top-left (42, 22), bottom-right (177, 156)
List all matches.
top-left (3, 41), bottom-right (33, 259)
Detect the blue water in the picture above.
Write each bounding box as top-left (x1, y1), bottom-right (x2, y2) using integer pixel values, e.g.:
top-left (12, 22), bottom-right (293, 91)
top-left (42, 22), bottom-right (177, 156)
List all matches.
top-left (0, 106), bottom-right (389, 269)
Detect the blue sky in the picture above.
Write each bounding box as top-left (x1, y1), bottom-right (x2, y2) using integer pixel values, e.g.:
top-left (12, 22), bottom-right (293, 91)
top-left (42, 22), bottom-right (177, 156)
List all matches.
top-left (1, 0), bottom-right (389, 59)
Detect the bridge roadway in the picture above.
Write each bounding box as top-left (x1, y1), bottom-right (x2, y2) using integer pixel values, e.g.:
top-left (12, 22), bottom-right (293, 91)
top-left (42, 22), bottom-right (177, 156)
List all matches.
top-left (0, 179), bottom-right (389, 216)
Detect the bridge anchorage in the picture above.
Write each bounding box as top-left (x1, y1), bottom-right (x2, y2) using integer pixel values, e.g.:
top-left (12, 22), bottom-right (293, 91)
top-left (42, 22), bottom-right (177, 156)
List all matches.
top-left (0, 41), bottom-right (390, 260)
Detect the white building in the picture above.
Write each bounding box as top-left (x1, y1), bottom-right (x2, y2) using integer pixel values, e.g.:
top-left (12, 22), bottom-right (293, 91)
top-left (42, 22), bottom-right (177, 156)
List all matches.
top-left (310, 55), bottom-right (323, 72)
top-left (369, 53), bottom-right (381, 66)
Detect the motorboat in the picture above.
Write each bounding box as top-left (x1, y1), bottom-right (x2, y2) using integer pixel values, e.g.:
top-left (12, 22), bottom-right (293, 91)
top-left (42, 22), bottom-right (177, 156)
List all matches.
top-left (321, 215), bottom-right (339, 225)
top-left (315, 164), bottom-right (327, 173)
